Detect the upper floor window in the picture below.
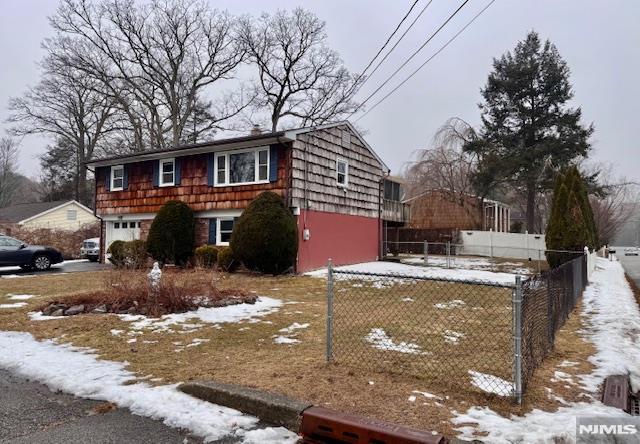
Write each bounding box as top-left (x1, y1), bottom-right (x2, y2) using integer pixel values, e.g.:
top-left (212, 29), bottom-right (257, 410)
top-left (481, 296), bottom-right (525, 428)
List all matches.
top-left (111, 165), bottom-right (124, 191)
top-left (215, 147), bottom-right (269, 186)
top-left (159, 158), bottom-right (175, 187)
top-left (384, 180), bottom-right (402, 201)
top-left (336, 158), bottom-right (349, 187)
top-left (66, 209), bottom-right (77, 221)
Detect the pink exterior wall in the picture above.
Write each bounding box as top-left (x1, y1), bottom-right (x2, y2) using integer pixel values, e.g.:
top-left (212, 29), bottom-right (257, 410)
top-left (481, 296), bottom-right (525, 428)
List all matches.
top-left (296, 209), bottom-right (380, 273)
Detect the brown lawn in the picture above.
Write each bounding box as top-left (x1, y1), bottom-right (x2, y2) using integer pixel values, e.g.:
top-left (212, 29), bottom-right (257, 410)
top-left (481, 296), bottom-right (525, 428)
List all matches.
top-left (0, 266), bottom-right (595, 438)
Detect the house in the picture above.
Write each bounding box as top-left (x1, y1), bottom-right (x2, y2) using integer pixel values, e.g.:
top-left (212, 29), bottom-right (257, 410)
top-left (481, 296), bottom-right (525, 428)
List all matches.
top-left (403, 190), bottom-right (511, 232)
top-left (87, 122), bottom-right (399, 272)
top-left (0, 200), bottom-right (98, 232)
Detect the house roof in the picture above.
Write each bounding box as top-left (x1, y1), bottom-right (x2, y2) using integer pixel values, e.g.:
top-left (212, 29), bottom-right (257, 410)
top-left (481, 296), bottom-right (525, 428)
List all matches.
top-left (86, 121), bottom-right (390, 172)
top-left (0, 200), bottom-right (94, 224)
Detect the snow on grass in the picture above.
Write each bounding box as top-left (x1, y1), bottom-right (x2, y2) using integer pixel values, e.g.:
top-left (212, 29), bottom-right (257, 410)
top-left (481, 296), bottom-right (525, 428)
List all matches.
top-left (0, 302), bottom-right (27, 309)
top-left (305, 261), bottom-right (519, 285)
top-left (0, 331), bottom-right (297, 443)
top-left (119, 297), bottom-right (282, 332)
top-left (273, 322), bottom-right (309, 345)
top-left (365, 328), bottom-right (426, 355)
top-left (443, 330), bottom-right (464, 344)
top-left (468, 370), bottom-right (513, 396)
top-left (401, 297), bottom-right (414, 302)
top-left (434, 299), bottom-right (466, 310)
top-left (7, 294), bottom-right (35, 300)
top-left (453, 258), bottom-right (640, 442)
top-left (186, 338), bottom-right (210, 348)
top-left (28, 311), bottom-right (65, 321)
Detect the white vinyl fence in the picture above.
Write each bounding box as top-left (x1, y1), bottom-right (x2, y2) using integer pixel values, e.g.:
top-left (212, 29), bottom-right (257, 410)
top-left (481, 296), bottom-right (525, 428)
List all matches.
top-left (459, 230), bottom-right (546, 260)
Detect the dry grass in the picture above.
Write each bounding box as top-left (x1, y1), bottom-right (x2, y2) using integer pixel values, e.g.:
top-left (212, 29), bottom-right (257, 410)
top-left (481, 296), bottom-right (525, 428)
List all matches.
top-left (0, 268), bottom-right (597, 437)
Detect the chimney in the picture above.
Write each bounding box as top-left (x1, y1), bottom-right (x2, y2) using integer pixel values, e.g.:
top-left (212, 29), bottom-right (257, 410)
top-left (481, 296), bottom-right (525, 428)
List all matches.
top-left (250, 124), bottom-right (262, 136)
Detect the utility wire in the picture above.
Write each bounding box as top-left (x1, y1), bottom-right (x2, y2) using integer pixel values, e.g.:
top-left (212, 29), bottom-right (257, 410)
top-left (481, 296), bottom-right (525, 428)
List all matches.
top-left (349, 0), bottom-right (471, 117)
top-left (357, 0), bottom-right (421, 79)
top-left (359, 0), bottom-right (435, 89)
top-left (355, 0), bottom-right (496, 122)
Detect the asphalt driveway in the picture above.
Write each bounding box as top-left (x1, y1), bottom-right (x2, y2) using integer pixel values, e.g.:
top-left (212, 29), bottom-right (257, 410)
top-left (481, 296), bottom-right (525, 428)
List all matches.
top-left (0, 260), bottom-right (110, 278)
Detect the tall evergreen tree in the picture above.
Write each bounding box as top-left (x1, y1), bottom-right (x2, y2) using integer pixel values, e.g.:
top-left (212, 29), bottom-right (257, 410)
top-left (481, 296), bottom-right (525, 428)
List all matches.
top-left (466, 31), bottom-right (593, 233)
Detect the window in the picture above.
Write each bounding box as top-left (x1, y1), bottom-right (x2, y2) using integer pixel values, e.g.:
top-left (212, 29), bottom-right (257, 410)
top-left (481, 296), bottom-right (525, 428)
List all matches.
top-left (114, 222), bottom-right (120, 229)
top-left (336, 158), bottom-right (349, 187)
top-left (215, 147), bottom-right (269, 186)
top-left (218, 218), bottom-right (235, 245)
top-left (66, 209), bottom-right (77, 221)
top-left (159, 158), bottom-right (175, 187)
top-left (111, 165), bottom-right (124, 191)
top-left (384, 180), bottom-right (401, 201)
top-left (0, 236), bottom-right (22, 247)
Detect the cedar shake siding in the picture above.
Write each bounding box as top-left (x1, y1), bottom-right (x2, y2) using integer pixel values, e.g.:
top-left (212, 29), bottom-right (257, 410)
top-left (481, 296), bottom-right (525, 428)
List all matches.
top-left (88, 121), bottom-right (390, 271)
top-left (95, 147), bottom-right (288, 215)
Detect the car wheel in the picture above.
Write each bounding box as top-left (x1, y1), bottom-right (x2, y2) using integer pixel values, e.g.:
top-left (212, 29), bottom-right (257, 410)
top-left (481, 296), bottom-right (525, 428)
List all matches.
top-left (32, 254), bottom-right (52, 271)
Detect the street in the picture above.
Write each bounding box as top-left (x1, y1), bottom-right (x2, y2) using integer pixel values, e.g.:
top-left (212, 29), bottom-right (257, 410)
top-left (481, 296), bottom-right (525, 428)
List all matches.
top-left (0, 369), bottom-right (206, 444)
top-left (0, 260), bottom-right (110, 278)
top-left (615, 249), bottom-right (640, 287)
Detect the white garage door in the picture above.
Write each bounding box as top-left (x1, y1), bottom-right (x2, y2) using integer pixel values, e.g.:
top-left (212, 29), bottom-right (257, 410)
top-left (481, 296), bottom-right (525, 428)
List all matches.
top-left (105, 220), bottom-right (141, 256)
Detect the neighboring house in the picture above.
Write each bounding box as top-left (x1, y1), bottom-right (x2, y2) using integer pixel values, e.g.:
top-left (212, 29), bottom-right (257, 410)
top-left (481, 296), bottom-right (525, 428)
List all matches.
top-left (87, 122), bottom-right (395, 272)
top-left (403, 190), bottom-right (511, 233)
top-left (0, 200), bottom-right (98, 231)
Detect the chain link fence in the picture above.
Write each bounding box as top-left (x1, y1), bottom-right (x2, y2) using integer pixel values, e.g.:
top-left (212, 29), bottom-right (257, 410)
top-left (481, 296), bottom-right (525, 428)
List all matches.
top-left (326, 253), bottom-right (590, 402)
top-left (327, 268), bottom-right (518, 398)
top-left (520, 254), bottom-right (588, 392)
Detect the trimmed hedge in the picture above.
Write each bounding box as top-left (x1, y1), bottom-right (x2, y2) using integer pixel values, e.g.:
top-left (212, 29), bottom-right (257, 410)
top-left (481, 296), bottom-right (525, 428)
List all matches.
top-left (217, 246), bottom-right (238, 272)
top-left (231, 191), bottom-right (298, 275)
top-left (195, 245), bottom-right (218, 268)
top-left (146, 200), bottom-right (195, 265)
top-left (108, 239), bottom-right (147, 269)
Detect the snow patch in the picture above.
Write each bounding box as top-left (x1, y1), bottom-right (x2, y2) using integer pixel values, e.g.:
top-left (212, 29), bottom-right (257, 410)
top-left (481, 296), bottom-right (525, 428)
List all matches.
top-left (434, 299), bottom-right (466, 310)
top-left (468, 370), bottom-right (513, 396)
top-left (7, 294), bottom-right (35, 300)
top-left (443, 330), bottom-right (464, 344)
top-left (365, 328), bottom-right (426, 355)
top-left (0, 331), bottom-right (298, 443)
top-left (0, 302), bottom-right (27, 309)
top-left (273, 336), bottom-right (300, 345)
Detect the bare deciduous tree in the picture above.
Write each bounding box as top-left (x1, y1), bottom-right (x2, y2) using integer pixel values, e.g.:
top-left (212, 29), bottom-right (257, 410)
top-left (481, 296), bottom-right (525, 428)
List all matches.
top-left (239, 8), bottom-right (362, 131)
top-left (0, 138), bottom-right (20, 208)
top-left (8, 44), bottom-right (116, 205)
top-left (51, 0), bottom-right (247, 150)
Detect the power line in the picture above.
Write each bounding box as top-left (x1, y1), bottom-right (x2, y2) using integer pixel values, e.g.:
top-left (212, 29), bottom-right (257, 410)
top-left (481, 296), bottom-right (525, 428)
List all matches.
top-left (350, 0), bottom-right (471, 117)
top-left (355, 0), bottom-right (496, 122)
top-left (356, 0), bottom-right (421, 81)
top-left (359, 0), bottom-right (435, 89)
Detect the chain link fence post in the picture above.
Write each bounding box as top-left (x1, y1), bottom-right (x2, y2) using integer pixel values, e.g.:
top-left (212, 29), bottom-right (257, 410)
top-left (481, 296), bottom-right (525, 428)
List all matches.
top-left (423, 240), bottom-right (428, 266)
top-left (513, 275), bottom-right (523, 404)
top-left (326, 259), bottom-right (334, 362)
top-left (446, 241), bottom-right (451, 268)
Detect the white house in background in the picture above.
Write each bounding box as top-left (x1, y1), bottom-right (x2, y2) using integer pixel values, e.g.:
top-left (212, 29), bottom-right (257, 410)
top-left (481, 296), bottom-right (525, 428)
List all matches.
top-left (0, 200), bottom-right (98, 230)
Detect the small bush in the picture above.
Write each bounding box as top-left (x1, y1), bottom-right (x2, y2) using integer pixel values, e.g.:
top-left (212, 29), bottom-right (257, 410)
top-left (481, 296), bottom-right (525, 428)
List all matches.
top-left (108, 239), bottom-right (147, 268)
top-left (217, 246), bottom-right (238, 272)
top-left (195, 245), bottom-right (218, 268)
top-left (231, 191), bottom-right (298, 274)
top-left (147, 200), bottom-right (195, 265)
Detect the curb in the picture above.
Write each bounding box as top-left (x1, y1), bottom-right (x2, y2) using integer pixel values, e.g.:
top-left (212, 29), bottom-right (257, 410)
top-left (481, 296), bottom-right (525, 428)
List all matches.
top-left (178, 380), bottom-right (313, 431)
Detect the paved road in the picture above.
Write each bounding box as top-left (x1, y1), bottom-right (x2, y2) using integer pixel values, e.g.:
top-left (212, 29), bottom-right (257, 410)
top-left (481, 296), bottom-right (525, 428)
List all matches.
top-left (616, 249), bottom-right (640, 287)
top-left (0, 260), bottom-right (110, 278)
top-left (0, 369), bottom-right (205, 444)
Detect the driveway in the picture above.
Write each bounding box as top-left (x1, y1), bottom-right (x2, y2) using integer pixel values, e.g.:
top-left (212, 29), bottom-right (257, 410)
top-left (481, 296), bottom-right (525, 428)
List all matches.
top-left (0, 260), bottom-right (110, 278)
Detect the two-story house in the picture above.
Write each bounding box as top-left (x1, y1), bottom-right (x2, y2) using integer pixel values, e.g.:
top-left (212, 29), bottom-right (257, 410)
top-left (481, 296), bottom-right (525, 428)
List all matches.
top-left (87, 122), bottom-right (394, 272)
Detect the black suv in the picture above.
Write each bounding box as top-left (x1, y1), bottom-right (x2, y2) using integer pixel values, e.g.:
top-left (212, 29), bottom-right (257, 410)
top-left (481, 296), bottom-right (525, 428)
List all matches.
top-left (0, 235), bottom-right (64, 271)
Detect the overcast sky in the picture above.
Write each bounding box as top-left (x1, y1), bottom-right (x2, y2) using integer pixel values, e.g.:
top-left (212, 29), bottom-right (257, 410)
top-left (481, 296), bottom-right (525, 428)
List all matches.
top-left (1, 0), bottom-right (638, 182)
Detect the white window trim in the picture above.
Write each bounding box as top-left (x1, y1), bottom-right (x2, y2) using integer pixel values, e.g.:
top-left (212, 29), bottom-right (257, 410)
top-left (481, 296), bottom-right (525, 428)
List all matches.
top-left (214, 146), bottom-right (270, 187)
top-left (159, 158), bottom-right (175, 187)
top-left (336, 157), bottom-right (349, 188)
top-left (217, 217), bottom-right (235, 246)
top-left (111, 165), bottom-right (124, 191)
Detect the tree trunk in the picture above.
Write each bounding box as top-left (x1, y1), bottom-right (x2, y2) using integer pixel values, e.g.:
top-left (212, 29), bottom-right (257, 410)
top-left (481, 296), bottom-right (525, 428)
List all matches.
top-left (526, 184), bottom-right (536, 233)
